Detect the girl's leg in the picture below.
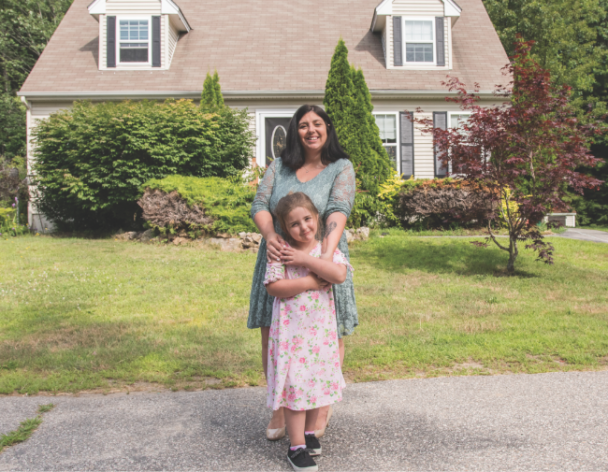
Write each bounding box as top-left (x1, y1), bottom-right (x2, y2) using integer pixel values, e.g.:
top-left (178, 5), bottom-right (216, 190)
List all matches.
top-left (261, 327), bottom-right (285, 429)
top-left (305, 408), bottom-right (320, 433)
top-left (284, 408), bottom-right (307, 447)
top-left (315, 338), bottom-right (344, 431)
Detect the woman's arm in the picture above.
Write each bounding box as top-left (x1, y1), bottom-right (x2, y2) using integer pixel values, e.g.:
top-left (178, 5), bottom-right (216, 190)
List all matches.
top-left (321, 212), bottom-right (347, 260)
top-left (254, 211), bottom-right (285, 263)
top-left (266, 274), bottom-right (329, 298)
top-left (279, 248), bottom-right (347, 285)
top-left (250, 160), bottom-right (285, 262)
top-left (320, 161), bottom-right (356, 260)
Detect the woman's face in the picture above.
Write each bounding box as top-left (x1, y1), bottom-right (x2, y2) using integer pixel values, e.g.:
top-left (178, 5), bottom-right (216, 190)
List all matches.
top-left (298, 111), bottom-right (328, 155)
top-left (285, 206), bottom-right (318, 244)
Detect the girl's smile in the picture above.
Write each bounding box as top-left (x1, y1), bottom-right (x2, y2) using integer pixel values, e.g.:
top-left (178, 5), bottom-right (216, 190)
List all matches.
top-left (285, 207), bottom-right (318, 246)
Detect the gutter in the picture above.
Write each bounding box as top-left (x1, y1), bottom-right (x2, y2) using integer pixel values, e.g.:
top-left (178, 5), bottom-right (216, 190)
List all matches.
top-left (17, 89), bottom-right (500, 101)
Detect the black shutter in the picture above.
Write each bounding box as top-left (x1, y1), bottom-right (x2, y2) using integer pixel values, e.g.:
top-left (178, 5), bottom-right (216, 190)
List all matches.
top-left (435, 17), bottom-right (445, 67)
top-left (107, 16), bottom-right (116, 68)
top-left (152, 16), bottom-right (161, 67)
top-left (400, 111), bottom-right (414, 179)
top-left (433, 112), bottom-right (448, 177)
top-left (393, 16), bottom-right (403, 66)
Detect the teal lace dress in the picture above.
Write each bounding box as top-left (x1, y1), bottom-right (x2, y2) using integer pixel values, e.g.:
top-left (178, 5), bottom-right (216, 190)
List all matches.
top-left (248, 157), bottom-right (358, 337)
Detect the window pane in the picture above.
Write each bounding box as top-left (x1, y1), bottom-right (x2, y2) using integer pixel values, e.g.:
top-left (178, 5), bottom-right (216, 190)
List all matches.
top-left (451, 114), bottom-right (470, 130)
top-left (375, 115), bottom-right (397, 144)
top-left (406, 44), bottom-right (433, 63)
top-left (120, 44), bottom-right (148, 62)
top-left (405, 20), bottom-right (433, 41)
top-left (384, 145), bottom-right (397, 170)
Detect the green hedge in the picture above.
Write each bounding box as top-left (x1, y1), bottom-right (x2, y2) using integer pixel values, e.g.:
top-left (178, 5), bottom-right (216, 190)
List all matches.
top-left (32, 99), bottom-right (255, 231)
top-left (141, 175), bottom-right (258, 235)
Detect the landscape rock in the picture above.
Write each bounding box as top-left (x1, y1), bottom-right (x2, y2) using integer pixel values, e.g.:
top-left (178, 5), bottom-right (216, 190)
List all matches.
top-left (251, 233), bottom-right (263, 244)
top-left (140, 229), bottom-right (156, 242)
top-left (216, 233), bottom-right (231, 239)
top-left (345, 229), bottom-right (355, 244)
top-left (172, 237), bottom-right (188, 246)
top-left (356, 227), bottom-right (370, 240)
top-left (210, 238), bottom-right (242, 252)
top-left (238, 232), bottom-right (247, 239)
top-left (114, 231), bottom-right (138, 241)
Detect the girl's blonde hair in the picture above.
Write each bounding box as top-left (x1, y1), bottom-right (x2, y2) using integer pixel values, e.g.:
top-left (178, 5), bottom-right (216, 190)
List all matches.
top-left (275, 192), bottom-right (323, 244)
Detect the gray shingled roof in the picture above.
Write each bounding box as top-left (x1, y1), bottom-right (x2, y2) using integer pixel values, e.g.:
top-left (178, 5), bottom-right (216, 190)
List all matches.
top-left (20, 0), bottom-right (509, 96)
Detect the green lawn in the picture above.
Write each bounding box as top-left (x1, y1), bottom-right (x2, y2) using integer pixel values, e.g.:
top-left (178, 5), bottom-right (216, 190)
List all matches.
top-left (1, 232), bottom-right (607, 395)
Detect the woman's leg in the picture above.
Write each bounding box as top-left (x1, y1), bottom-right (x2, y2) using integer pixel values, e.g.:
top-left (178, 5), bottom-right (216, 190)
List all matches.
top-left (315, 338), bottom-right (345, 431)
top-left (262, 327), bottom-right (285, 429)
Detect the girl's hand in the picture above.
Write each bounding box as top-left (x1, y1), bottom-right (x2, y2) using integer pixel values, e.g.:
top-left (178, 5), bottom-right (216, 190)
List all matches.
top-left (280, 245), bottom-right (309, 267)
top-left (266, 233), bottom-right (285, 263)
top-left (308, 273), bottom-right (330, 291)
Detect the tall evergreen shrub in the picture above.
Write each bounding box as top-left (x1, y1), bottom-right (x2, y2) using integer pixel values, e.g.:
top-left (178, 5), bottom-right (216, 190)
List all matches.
top-left (324, 39), bottom-right (392, 194)
top-left (201, 71), bottom-right (225, 110)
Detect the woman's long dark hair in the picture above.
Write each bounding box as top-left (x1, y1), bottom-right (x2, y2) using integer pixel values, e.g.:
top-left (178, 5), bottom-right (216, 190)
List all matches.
top-left (280, 104), bottom-right (350, 171)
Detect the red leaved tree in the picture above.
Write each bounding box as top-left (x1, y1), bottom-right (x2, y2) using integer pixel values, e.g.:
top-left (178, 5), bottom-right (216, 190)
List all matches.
top-left (418, 39), bottom-right (604, 273)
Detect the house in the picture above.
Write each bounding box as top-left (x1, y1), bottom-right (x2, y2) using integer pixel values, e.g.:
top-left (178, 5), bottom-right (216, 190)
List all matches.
top-left (19, 0), bottom-right (509, 231)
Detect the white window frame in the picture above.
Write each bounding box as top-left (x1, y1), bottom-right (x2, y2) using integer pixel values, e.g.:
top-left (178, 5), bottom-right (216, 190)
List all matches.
top-left (255, 109), bottom-right (297, 168)
top-left (373, 112), bottom-right (400, 174)
top-left (116, 15), bottom-right (152, 68)
top-left (403, 17), bottom-right (436, 66)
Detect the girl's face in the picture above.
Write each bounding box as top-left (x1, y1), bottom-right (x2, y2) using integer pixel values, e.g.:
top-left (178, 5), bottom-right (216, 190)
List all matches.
top-left (298, 112), bottom-right (328, 155)
top-left (285, 206), bottom-right (318, 244)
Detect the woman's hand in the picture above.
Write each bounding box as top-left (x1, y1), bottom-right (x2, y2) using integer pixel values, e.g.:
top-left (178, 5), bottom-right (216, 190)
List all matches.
top-left (306, 273), bottom-right (330, 291)
top-left (266, 233), bottom-right (286, 263)
top-left (280, 245), bottom-right (309, 267)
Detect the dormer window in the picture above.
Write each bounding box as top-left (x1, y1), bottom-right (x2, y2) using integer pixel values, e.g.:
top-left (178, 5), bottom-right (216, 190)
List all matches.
top-left (404, 20), bottom-right (435, 64)
top-left (119, 19), bottom-right (150, 64)
top-left (88, 0), bottom-right (191, 71)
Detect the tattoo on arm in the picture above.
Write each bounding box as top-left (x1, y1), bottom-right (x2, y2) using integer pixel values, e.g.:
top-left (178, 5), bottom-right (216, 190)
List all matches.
top-left (324, 221), bottom-right (337, 240)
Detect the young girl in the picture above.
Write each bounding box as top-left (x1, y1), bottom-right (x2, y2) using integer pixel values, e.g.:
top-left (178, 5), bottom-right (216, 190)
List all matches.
top-left (264, 192), bottom-right (352, 472)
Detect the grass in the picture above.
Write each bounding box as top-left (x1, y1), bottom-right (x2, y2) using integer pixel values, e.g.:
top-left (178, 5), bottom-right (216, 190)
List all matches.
top-left (0, 404), bottom-right (54, 453)
top-left (1, 232), bottom-right (607, 395)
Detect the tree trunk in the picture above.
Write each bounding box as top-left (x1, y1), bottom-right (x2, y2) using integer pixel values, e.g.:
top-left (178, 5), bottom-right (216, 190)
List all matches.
top-left (507, 234), bottom-right (519, 274)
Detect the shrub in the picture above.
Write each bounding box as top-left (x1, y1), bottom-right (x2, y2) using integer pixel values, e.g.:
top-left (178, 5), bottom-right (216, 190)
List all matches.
top-left (139, 175), bottom-right (258, 235)
top-left (32, 99), bottom-right (255, 231)
top-left (395, 179), bottom-right (495, 229)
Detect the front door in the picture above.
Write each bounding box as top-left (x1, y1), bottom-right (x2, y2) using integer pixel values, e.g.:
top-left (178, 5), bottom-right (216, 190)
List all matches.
top-left (265, 117), bottom-right (292, 166)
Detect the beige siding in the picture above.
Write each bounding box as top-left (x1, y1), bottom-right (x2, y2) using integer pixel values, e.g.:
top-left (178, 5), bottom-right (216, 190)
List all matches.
top-left (99, 15), bottom-right (107, 70)
top-left (413, 113), bottom-right (435, 179)
top-left (166, 15), bottom-right (179, 68)
top-left (381, 24), bottom-right (387, 67)
top-left (105, 0), bottom-right (161, 15)
top-left (392, 0), bottom-right (444, 15)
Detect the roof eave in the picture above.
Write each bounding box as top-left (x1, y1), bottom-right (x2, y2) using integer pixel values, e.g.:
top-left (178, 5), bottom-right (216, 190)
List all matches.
top-left (18, 89), bottom-right (502, 101)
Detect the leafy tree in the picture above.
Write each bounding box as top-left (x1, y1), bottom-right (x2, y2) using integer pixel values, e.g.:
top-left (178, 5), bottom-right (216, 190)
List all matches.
top-left (32, 99), bottom-right (255, 231)
top-left (0, 0), bottom-right (74, 160)
top-left (422, 40), bottom-right (604, 273)
top-left (482, 0), bottom-right (607, 111)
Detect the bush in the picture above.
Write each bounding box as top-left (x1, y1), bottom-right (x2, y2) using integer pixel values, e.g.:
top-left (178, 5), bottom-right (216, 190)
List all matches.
top-left (32, 99), bottom-right (255, 231)
top-left (139, 175), bottom-right (258, 236)
top-left (395, 179), bottom-right (495, 230)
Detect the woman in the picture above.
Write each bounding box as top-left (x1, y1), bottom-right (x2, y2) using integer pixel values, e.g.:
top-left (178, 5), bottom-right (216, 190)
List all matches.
top-left (249, 104), bottom-right (358, 440)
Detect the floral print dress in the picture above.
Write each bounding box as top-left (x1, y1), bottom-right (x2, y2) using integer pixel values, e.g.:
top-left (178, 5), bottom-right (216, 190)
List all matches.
top-left (264, 242), bottom-right (352, 411)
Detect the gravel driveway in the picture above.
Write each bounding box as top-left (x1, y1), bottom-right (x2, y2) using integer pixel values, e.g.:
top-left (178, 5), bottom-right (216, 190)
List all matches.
top-left (1, 371), bottom-right (607, 471)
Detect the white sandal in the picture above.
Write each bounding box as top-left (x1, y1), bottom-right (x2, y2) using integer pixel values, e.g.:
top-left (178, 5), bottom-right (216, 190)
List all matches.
top-left (266, 426), bottom-right (286, 441)
top-left (314, 406), bottom-right (333, 438)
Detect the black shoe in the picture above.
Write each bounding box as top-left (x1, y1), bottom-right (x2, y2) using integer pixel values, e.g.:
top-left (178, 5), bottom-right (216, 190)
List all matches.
top-left (287, 446), bottom-right (318, 471)
top-left (305, 433), bottom-right (322, 457)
